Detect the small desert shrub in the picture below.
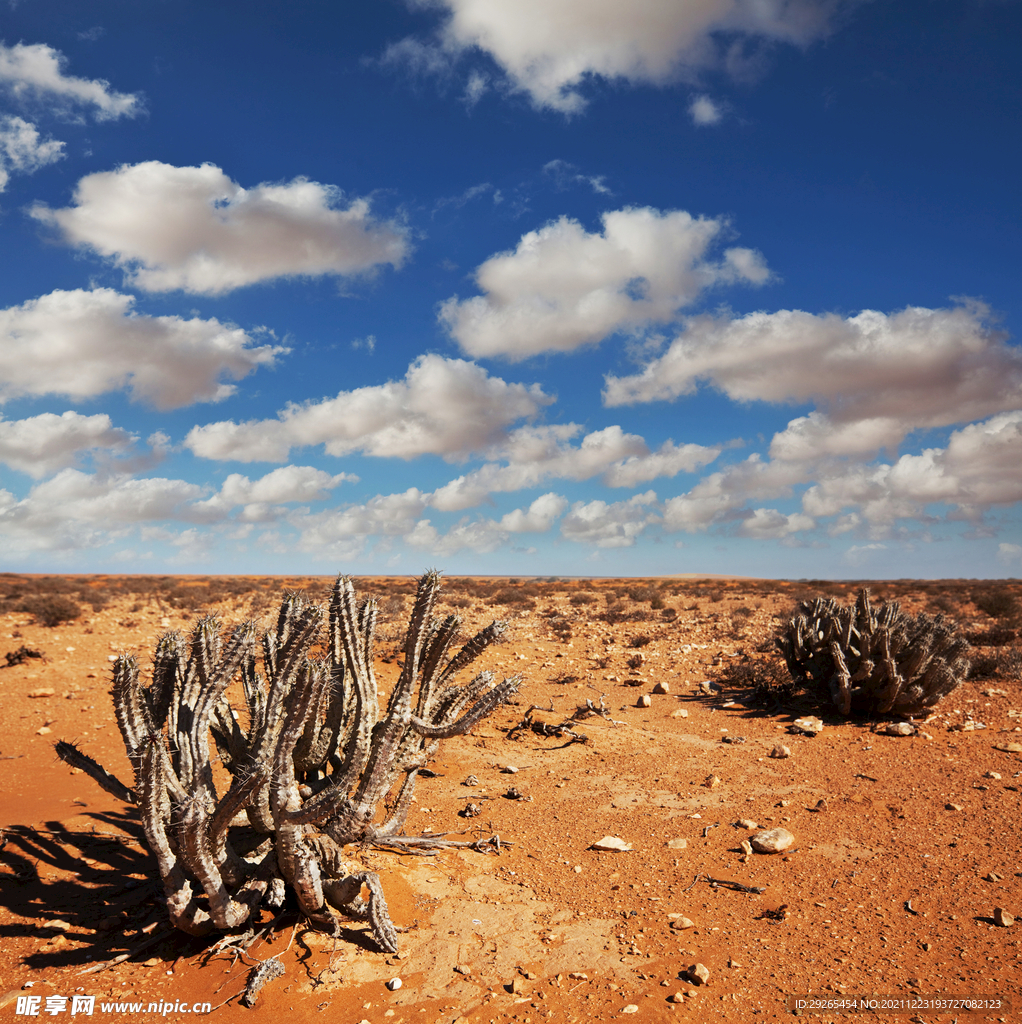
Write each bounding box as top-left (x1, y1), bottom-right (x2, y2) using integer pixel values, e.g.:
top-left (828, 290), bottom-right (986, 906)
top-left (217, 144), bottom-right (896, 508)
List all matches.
top-left (490, 587), bottom-right (534, 608)
top-left (707, 590), bottom-right (724, 603)
top-left (973, 590), bottom-right (1019, 621)
top-left (718, 658), bottom-right (795, 705)
top-left (16, 594), bottom-right (82, 627)
top-left (650, 595), bottom-right (665, 610)
top-left (627, 634), bottom-right (653, 648)
top-left (965, 628), bottom-right (1016, 647)
top-left (777, 588), bottom-right (969, 716)
top-left (569, 592), bottom-right (596, 605)
top-left (660, 607), bottom-right (678, 620)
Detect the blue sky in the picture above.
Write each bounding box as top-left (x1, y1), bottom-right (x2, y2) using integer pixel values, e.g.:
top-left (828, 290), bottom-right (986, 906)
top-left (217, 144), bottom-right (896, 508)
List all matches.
top-left (1, 0), bottom-right (1020, 578)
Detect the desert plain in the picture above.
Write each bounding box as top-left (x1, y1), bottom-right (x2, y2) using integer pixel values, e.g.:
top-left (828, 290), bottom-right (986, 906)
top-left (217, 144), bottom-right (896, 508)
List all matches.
top-left (0, 573), bottom-right (1020, 1023)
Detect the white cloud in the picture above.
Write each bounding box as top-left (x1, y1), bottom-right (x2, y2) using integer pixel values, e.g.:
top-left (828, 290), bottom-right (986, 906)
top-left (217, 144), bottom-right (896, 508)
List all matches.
top-left (689, 94), bottom-right (722, 125)
top-left (395, 0), bottom-right (845, 113)
top-left (801, 411), bottom-right (1022, 532)
top-left (0, 41), bottom-right (141, 120)
top-left (662, 453), bottom-right (807, 533)
top-left (194, 466), bottom-right (357, 523)
top-left (31, 161), bottom-right (410, 295)
top-left (499, 492), bottom-right (568, 532)
top-left (0, 470), bottom-right (205, 553)
top-left (440, 206), bottom-right (770, 359)
top-left (605, 303), bottom-right (1022, 457)
top-left (560, 490), bottom-right (660, 548)
top-left (292, 488), bottom-right (430, 558)
top-left (543, 159), bottom-right (611, 195)
top-left (0, 115), bottom-right (63, 190)
top-left (186, 354), bottom-right (552, 463)
top-left (737, 507), bottom-right (814, 538)
top-left (0, 411), bottom-right (132, 478)
top-left (428, 424), bottom-right (719, 510)
top-left (0, 288), bottom-right (284, 409)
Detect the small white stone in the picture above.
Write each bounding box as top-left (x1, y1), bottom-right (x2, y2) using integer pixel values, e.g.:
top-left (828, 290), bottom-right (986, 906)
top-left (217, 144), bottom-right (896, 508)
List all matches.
top-left (386, 978), bottom-right (402, 991)
top-left (666, 838), bottom-right (688, 850)
top-left (750, 827), bottom-right (794, 853)
top-left (591, 835), bottom-right (632, 852)
top-left (792, 716), bottom-right (824, 735)
top-left (637, 694), bottom-right (652, 707)
top-left (621, 1005), bottom-right (639, 1014)
top-left (736, 818), bottom-right (758, 830)
top-left (769, 744), bottom-right (791, 758)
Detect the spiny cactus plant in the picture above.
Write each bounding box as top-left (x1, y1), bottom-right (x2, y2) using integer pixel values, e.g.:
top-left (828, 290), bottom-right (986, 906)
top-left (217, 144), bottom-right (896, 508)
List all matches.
top-left (57, 570), bottom-right (520, 953)
top-left (776, 587), bottom-right (969, 717)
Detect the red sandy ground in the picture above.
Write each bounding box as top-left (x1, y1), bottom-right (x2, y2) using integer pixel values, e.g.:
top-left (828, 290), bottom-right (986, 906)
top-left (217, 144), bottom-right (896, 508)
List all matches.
top-left (0, 577), bottom-right (1019, 1024)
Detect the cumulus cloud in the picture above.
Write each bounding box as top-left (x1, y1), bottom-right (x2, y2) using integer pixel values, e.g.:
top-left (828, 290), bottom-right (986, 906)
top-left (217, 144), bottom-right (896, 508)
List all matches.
top-left (802, 411), bottom-right (1022, 531)
top-left (31, 161), bottom-right (410, 295)
top-left (606, 302), bottom-right (1022, 456)
top-left (0, 411), bottom-right (132, 478)
top-left (0, 40), bottom-right (141, 120)
top-left (0, 470), bottom-right (205, 553)
top-left (393, 0), bottom-right (845, 113)
top-left (689, 94), bottom-right (722, 125)
top-left (0, 288), bottom-right (284, 409)
top-left (292, 489), bottom-right (430, 558)
top-left (499, 492), bottom-right (568, 532)
top-left (737, 507), bottom-right (814, 538)
top-left (662, 453), bottom-right (808, 533)
top-left (193, 466), bottom-right (357, 523)
top-left (0, 115), bottom-right (63, 190)
top-left (440, 206), bottom-right (770, 359)
top-left (186, 354), bottom-right (552, 463)
top-left (560, 490), bottom-right (660, 548)
top-left (429, 424), bottom-right (719, 510)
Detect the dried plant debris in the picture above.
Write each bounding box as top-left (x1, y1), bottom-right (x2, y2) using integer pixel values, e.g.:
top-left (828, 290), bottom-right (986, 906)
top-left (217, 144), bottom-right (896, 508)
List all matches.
top-left (777, 588), bottom-right (969, 716)
top-left (55, 570), bottom-right (521, 954)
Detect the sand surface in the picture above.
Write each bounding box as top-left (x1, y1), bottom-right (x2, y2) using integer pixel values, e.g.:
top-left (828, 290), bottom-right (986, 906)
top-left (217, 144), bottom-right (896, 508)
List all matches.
top-left (0, 575), bottom-right (1019, 1023)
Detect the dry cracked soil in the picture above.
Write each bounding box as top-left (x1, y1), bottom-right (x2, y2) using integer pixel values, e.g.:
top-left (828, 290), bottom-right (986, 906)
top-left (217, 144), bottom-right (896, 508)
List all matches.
top-left (0, 574), bottom-right (1019, 1024)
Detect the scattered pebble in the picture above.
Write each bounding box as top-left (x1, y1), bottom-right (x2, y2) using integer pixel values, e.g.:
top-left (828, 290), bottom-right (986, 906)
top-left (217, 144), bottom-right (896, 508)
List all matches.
top-left (462, 775), bottom-right (479, 786)
top-left (652, 681), bottom-right (671, 694)
top-left (668, 917), bottom-right (695, 931)
top-left (666, 838), bottom-right (688, 850)
top-left (667, 992), bottom-right (685, 1003)
top-left (994, 743), bottom-right (1022, 753)
top-left (35, 726), bottom-right (52, 735)
top-left (703, 775), bottom-right (721, 789)
top-left (502, 765), bottom-right (519, 774)
top-left (750, 827), bottom-right (795, 853)
top-left (591, 836), bottom-right (632, 852)
top-left (880, 722), bottom-right (916, 736)
top-left (993, 908), bottom-right (1014, 928)
top-left (671, 708), bottom-right (689, 718)
top-left (721, 735), bottom-right (746, 744)
top-left (453, 965), bottom-right (471, 975)
top-left (621, 1005), bottom-right (639, 1014)
top-left (637, 694), bottom-right (652, 707)
top-left (736, 818), bottom-right (758, 830)
top-left (985, 771), bottom-right (1002, 780)
top-left (385, 978), bottom-right (402, 991)
top-left (813, 799), bottom-right (828, 812)
top-left (27, 688), bottom-right (55, 698)
top-left (568, 972), bottom-right (588, 980)
top-left (769, 744), bottom-right (792, 758)
top-left (945, 803), bottom-right (964, 811)
top-left (684, 963), bottom-right (710, 986)
top-left (740, 840), bottom-right (754, 856)
top-left (791, 716), bottom-right (824, 735)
